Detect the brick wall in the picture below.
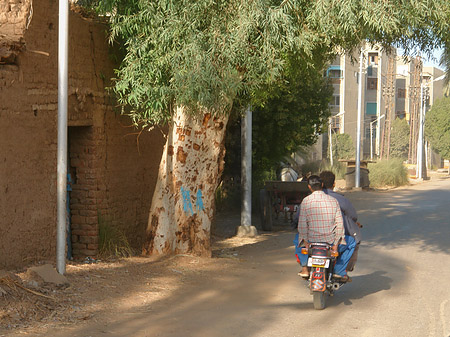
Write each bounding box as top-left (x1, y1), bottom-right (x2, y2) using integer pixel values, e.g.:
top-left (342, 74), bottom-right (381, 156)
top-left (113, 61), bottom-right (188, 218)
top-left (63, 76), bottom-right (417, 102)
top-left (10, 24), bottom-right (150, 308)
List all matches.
top-left (0, 0), bottom-right (165, 268)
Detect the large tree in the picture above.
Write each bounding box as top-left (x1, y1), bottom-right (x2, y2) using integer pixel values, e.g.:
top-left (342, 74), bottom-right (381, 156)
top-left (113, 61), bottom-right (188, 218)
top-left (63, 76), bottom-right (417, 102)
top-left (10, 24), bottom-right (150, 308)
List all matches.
top-left (88, 0), bottom-right (450, 256)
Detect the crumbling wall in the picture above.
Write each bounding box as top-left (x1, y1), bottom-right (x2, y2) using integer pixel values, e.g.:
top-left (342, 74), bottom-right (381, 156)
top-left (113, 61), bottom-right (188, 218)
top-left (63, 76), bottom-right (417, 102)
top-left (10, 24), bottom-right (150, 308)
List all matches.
top-left (0, 0), bottom-right (32, 63)
top-left (0, 0), bottom-right (164, 269)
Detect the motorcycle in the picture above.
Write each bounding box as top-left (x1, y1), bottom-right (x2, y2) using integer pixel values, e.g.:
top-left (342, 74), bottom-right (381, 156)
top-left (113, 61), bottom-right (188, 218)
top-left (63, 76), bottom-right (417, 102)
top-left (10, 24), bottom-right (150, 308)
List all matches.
top-left (301, 243), bottom-right (347, 310)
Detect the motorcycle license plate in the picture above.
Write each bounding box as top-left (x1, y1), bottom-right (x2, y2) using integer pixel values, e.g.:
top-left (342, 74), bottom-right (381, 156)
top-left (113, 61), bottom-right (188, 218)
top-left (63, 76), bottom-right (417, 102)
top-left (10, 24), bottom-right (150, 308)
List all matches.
top-left (307, 258), bottom-right (329, 268)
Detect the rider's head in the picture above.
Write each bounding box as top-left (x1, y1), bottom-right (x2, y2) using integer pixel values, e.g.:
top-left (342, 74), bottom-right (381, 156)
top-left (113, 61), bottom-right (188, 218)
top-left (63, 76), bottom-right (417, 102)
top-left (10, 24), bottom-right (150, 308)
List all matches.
top-left (307, 175), bottom-right (323, 192)
top-left (320, 171), bottom-right (335, 190)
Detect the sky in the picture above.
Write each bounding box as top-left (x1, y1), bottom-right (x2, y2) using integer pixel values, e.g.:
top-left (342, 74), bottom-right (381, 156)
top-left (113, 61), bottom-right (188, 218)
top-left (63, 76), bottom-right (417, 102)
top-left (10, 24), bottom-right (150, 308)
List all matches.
top-left (423, 48), bottom-right (443, 69)
top-left (397, 47), bottom-right (444, 70)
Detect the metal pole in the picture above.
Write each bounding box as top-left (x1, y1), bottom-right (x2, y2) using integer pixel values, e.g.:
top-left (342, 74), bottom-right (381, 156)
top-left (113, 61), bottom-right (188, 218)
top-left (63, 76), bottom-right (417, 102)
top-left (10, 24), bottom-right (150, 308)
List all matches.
top-left (370, 121), bottom-right (373, 161)
top-left (329, 119), bottom-right (333, 166)
top-left (416, 84), bottom-right (424, 179)
top-left (241, 106), bottom-right (252, 228)
top-left (355, 49), bottom-right (364, 188)
top-left (57, 0), bottom-right (69, 274)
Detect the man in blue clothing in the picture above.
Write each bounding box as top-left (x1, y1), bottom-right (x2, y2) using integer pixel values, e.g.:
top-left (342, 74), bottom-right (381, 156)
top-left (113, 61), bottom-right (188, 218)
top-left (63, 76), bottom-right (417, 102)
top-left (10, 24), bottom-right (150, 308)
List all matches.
top-left (320, 170), bottom-right (362, 272)
top-left (294, 175), bottom-right (355, 282)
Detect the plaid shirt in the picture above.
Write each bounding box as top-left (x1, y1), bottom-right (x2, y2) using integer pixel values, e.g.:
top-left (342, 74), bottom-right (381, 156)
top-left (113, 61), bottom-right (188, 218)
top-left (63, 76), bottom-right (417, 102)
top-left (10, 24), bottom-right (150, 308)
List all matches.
top-left (298, 190), bottom-right (345, 245)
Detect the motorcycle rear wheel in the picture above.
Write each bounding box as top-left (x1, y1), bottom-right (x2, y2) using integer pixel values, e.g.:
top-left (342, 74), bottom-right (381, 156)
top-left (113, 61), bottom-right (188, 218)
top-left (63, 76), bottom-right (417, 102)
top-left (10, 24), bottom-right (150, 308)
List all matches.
top-left (313, 292), bottom-right (326, 310)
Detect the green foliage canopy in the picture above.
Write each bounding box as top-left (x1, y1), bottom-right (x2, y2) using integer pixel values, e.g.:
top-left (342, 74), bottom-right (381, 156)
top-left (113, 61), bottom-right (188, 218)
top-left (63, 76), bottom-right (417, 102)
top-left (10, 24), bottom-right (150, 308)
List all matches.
top-left (251, 55), bottom-right (333, 182)
top-left (425, 96), bottom-right (450, 159)
top-left (83, 0), bottom-right (450, 126)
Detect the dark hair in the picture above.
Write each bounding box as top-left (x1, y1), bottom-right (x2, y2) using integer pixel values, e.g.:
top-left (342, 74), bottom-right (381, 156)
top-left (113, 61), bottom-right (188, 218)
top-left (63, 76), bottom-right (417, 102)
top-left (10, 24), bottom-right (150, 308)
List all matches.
top-left (307, 175), bottom-right (323, 191)
top-left (320, 171), bottom-right (335, 189)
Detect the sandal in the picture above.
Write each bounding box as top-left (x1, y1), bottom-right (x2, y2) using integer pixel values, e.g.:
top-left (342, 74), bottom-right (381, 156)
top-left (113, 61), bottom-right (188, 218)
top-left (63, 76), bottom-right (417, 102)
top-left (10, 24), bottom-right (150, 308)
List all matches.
top-left (298, 271), bottom-right (309, 278)
top-left (333, 274), bottom-right (352, 283)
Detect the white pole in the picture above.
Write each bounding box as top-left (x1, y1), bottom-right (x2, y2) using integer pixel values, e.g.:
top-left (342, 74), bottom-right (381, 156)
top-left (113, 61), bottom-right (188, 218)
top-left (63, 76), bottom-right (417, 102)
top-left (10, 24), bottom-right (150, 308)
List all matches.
top-left (371, 114), bottom-right (385, 161)
top-left (355, 48), bottom-right (364, 188)
top-left (416, 84), bottom-right (424, 179)
top-left (329, 119), bottom-right (333, 166)
top-left (370, 122), bottom-right (373, 160)
top-left (57, 0), bottom-right (69, 274)
top-left (376, 51), bottom-right (382, 155)
top-left (241, 106), bottom-right (252, 228)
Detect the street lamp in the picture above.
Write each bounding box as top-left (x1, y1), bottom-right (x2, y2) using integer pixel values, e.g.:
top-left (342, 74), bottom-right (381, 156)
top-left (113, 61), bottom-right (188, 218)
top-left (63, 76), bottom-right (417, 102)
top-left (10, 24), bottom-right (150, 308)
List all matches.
top-left (355, 47), bottom-right (365, 188)
top-left (416, 73), bottom-right (445, 180)
top-left (370, 114), bottom-right (385, 160)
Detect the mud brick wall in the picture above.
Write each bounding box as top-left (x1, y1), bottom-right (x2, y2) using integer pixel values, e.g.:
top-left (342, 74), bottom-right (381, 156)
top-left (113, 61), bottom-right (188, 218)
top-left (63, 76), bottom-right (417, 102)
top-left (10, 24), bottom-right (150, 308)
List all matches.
top-left (0, 0), bottom-right (164, 269)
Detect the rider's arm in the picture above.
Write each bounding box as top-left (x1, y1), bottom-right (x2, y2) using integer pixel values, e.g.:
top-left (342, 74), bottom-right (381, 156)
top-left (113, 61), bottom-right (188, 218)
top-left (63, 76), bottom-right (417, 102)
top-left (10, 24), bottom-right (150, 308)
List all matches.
top-left (333, 202), bottom-right (345, 248)
top-left (298, 202), bottom-right (309, 244)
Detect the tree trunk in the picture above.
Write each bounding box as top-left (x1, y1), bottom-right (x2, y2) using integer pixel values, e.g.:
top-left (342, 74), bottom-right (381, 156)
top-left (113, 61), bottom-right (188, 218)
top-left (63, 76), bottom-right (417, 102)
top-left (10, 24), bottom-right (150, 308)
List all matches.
top-left (144, 107), bottom-right (229, 256)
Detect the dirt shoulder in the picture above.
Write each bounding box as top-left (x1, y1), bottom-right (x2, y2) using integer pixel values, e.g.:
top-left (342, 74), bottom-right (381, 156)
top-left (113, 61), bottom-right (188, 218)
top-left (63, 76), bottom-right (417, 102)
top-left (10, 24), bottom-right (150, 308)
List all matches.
top-left (0, 210), bottom-right (273, 336)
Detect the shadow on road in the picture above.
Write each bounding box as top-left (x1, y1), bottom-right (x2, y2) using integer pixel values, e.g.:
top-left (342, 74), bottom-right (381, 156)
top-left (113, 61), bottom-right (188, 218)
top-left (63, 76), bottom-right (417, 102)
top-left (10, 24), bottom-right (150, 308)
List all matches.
top-left (328, 270), bottom-right (392, 307)
top-left (268, 270), bottom-right (392, 312)
top-left (345, 180), bottom-right (450, 254)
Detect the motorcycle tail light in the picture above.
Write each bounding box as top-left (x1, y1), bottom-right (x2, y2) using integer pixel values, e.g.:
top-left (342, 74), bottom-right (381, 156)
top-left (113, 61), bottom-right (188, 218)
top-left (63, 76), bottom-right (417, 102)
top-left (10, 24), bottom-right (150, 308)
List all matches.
top-left (301, 248), bottom-right (308, 255)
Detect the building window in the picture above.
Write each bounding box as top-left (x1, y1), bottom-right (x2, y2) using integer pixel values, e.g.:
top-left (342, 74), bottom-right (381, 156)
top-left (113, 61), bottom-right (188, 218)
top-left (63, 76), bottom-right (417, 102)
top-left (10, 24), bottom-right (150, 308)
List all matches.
top-left (328, 69), bottom-right (343, 78)
top-left (331, 116), bottom-right (340, 131)
top-left (398, 88), bottom-right (406, 98)
top-left (367, 78), bottom-right (378, 90)
top-left (368, 52), bottom-right (378, 65)
top-left (366, 102), bottom-right (377, 115)
top-left (330, 95), bottom-right (340, 107)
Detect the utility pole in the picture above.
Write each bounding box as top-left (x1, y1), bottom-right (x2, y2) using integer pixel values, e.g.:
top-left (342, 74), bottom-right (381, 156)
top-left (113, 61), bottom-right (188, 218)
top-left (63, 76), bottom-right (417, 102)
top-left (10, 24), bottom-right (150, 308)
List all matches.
top-left (408, 57), bottom-right (422, 164)
top-left (381, 55), bottom-right (395, 159)
top-left (355, 48), bottom-right (364, 188)
top-left (57, 0), bottom-right (69, 275)
top-left (237, 106), bottom-right (258, 237)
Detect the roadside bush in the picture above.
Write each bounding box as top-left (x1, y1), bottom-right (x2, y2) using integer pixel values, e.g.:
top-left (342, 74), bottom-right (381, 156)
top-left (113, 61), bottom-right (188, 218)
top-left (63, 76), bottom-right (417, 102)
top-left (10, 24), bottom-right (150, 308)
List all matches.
top-left (320, 161), bottom-right (347, 180)
top-left (300, 160), bottom-right (346, 180)
top-left (98, 214), bottom-right (135, 258)
top-left (332, 133), bottom-right (354, 160)
top-left (368, 159), bottom-right (409, 187)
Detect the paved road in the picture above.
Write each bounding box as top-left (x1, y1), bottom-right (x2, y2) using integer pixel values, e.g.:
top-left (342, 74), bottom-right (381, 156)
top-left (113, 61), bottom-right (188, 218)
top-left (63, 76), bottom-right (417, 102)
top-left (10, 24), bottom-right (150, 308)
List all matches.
top-left (25, 177), bottom-right (450, 337)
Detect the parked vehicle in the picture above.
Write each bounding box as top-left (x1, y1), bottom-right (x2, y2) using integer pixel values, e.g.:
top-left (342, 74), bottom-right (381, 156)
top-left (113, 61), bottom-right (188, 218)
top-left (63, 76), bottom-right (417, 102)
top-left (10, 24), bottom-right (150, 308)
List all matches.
top-left (301, 243), bottom-right (347, 310)
top-left (259, 181), bottom-right (310, 231)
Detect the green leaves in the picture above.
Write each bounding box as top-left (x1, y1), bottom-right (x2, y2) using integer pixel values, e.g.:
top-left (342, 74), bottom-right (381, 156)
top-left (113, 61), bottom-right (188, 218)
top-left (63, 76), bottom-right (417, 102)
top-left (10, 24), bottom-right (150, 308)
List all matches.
top-left (332, 133), bottom-right (354, 160)
top-left (425, 96), bottom-right (450, 159)
top-left (79, 0), bottom-right (450, 127)
top-left (389, 118), bottom-right (410, 160)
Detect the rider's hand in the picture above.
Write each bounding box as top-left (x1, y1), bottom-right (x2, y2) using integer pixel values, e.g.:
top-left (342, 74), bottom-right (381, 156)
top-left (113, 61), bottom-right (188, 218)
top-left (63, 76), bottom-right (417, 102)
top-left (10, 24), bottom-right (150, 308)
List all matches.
top-left (331, 244), bottom-right (338, 253)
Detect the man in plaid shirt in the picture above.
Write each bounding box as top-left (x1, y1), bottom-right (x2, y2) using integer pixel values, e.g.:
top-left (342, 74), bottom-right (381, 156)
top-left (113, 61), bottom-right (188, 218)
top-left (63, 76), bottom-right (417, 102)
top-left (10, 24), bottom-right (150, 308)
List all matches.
top-left (297, 175), bottom-right (351, 281)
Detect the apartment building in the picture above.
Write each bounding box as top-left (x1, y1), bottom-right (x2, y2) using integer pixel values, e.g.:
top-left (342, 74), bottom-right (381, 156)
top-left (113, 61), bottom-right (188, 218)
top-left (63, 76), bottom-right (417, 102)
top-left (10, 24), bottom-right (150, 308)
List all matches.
top-left (327, 44), bottom-right (394, 158)
top-left (327, 46), bottom-right (445, 162)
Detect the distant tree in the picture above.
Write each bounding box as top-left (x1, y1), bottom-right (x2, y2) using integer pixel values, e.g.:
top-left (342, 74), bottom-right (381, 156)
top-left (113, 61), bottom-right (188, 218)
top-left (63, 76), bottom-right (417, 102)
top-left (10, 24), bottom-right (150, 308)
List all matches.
top-left (332, 133), bottom-right (354, 160)
top-left (440, 46), bottom-right (450, 96)
top-left (389, 118), bottom-right (410, 160)
top-left (425, 96), bottom-right (450, 173)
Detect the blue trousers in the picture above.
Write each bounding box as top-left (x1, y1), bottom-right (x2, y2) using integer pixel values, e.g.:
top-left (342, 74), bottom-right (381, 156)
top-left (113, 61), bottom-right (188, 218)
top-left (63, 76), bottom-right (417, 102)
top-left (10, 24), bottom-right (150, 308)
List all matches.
top-left (293, 233), bottom-right (356, 276)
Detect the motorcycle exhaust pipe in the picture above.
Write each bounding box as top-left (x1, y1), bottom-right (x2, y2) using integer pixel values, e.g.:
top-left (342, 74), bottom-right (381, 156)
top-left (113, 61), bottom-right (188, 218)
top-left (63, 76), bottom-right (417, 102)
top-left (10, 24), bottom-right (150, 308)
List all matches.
top-left (332, 283), bottom-right (341, 290)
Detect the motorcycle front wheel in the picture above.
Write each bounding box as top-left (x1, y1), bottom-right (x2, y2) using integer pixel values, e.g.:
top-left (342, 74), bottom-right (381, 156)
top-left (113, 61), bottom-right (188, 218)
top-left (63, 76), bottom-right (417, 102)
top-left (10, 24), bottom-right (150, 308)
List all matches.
top-left (313, 292), bottom-right (326, 310)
